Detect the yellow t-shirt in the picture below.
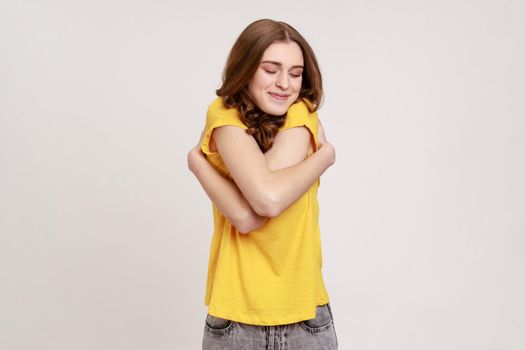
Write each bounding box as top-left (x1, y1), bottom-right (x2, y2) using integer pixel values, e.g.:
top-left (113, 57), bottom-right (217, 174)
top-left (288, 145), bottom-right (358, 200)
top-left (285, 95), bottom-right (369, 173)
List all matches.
top-left (200, 96), bottom-right (330, 325)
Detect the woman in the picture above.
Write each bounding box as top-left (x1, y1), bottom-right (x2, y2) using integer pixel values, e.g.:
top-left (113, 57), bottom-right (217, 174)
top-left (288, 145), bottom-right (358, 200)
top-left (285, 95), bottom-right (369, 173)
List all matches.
top-left (187, 19), bottom-right (338, 349)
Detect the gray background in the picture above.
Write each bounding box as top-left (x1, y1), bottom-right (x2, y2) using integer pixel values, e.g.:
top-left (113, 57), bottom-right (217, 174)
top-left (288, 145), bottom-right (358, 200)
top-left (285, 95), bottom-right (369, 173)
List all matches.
top-left (1, 0), bottom-right (524, 349)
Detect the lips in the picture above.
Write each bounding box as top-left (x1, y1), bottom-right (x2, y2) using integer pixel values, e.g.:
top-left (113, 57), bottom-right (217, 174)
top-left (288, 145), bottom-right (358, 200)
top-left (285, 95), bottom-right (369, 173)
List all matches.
top-left (269, 92), bottom-right (289, 100)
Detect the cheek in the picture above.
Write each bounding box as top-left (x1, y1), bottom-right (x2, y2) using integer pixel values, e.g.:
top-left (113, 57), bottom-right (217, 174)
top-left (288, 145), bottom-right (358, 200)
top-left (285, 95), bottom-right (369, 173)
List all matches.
top-left (293, 79), bottom-right (303, 91)
top-left (248, 79), bottom-right (263, 97)
top-left (253, 72), bottom-right (275, 88)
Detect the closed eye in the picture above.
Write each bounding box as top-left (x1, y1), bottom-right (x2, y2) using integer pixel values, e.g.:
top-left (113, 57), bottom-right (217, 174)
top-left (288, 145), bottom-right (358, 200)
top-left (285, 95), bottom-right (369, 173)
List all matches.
top-left (264, 70), bottom-right (302, 78)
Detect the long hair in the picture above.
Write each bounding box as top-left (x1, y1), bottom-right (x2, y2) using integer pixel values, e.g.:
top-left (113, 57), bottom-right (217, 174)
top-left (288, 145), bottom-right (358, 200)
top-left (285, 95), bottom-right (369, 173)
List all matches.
top-left (216, 19), bottom-right (323, 152)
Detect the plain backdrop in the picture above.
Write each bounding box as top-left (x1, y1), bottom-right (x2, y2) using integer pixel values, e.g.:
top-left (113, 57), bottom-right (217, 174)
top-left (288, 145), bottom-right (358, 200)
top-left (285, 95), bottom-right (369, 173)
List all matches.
top-left (1, 0), bottom-right (524, 349)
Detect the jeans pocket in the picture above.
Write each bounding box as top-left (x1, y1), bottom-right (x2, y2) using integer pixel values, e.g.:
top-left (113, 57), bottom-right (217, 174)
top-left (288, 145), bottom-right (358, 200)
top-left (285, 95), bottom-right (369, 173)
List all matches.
top-left (204, 314), bottom-right (234, 335)
top-left (298, 303), bottom-right (333, 334)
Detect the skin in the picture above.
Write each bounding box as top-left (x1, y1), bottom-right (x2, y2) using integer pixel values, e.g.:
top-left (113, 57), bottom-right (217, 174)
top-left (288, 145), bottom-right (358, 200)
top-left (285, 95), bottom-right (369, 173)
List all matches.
top-left (246, 40), bottom-right (304, 116)
top-left (187, 40), bottom-right (336, 234)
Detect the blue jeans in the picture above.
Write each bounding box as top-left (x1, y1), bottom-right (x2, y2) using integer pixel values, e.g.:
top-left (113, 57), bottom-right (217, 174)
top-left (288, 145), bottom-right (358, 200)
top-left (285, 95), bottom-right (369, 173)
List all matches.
top-left (202, 303), bottom-right (338, 349)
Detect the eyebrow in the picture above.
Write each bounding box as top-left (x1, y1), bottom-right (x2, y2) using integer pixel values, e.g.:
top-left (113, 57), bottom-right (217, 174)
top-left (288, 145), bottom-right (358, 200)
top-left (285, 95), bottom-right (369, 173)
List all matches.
top-left (261, 60), bottom-right (304, 69)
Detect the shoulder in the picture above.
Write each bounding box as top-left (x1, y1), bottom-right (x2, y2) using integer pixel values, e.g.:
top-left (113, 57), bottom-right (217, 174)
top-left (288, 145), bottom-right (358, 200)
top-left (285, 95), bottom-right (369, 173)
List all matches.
top-left (201, 97), bottom-right (248, 155)
top-left (281, 98), bottom-right (319, 132)
top-left (206, 96), bottom-right (247, 129)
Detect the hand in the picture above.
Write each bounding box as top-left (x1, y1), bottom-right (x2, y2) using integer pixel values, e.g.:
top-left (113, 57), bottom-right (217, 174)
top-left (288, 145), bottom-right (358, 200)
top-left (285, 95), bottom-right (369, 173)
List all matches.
top-left (197, 126), bottom-right (206, 148)
top-left (318, 119), bottom-right (328, 148)
top-left (187, 126), bottom-right (207, 172)
top-left (190, 126), bottom-right (206, 153)
top-left (317, 119), bottom-right (335, 165)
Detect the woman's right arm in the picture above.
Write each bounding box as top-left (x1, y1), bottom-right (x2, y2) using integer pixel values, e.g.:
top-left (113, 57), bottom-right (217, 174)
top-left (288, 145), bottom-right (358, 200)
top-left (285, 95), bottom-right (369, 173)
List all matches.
top-left (213, 124), bottom-right (335, 218)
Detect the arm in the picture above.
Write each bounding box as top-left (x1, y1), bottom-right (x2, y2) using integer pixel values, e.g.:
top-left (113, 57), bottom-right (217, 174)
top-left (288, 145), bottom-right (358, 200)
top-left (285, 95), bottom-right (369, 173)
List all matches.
top-left (188, 125), bottom-right (317, 233)
top-left (213, 124), bottom-right (335, 218)
top-left (188, 144), bottom-right (269, 234)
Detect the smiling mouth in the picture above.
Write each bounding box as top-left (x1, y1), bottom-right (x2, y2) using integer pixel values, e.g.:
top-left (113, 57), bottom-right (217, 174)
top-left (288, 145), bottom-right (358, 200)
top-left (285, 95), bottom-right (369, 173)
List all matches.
top-left (269, 92), bottom-right (289, 100)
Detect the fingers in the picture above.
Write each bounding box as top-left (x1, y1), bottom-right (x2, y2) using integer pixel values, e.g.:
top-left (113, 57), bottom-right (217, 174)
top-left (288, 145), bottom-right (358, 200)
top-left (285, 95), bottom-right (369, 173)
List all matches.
top-left (317, 119), bottom-right (327, 144)
top-left (193, 126), bottom-right (207, 151)
top-left (198, 126), bottom-right (206, 142)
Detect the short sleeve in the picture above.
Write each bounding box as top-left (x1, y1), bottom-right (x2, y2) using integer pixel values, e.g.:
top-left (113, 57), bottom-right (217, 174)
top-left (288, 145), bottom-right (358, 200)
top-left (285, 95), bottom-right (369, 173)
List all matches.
top-left (281, 98), bottom-right (320, 152)
top-left (281, 98), bottom-right (321, 187)
top-left (201, 97), bottom-right (248, 156)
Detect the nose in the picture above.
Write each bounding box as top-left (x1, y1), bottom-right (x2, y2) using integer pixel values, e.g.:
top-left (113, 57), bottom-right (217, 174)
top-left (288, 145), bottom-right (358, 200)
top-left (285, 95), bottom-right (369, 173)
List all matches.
top-left (275, 71), bottom-right (289, 90)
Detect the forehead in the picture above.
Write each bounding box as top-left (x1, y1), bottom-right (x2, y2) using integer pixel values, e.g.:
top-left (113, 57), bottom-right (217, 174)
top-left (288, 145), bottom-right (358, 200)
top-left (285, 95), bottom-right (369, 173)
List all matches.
top-left (260, 41), bottom-right (304, 66)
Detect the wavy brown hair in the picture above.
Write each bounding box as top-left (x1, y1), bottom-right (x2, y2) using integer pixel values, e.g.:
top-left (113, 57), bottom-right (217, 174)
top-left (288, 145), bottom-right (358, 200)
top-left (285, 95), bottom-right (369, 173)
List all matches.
top-left (216, 19), bottom-right (323, 152)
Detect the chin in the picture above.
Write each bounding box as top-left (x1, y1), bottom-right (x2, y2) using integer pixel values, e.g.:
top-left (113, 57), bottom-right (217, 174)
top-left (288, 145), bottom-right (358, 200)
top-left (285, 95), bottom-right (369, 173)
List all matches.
top-left (260, 101), bottom-right (291, 116)
top-left (267, 107), bottom-right (288, 116)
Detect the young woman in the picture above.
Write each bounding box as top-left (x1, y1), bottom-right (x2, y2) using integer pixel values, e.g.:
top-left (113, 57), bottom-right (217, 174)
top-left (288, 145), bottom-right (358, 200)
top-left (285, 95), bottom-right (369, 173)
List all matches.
top-left (187, 19), bottom-right (338, 349)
